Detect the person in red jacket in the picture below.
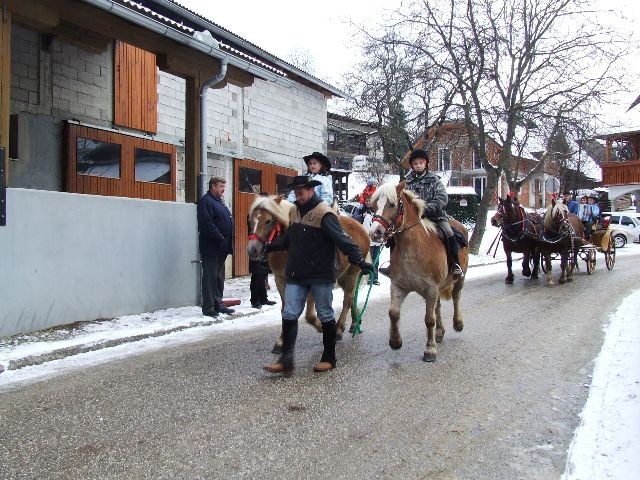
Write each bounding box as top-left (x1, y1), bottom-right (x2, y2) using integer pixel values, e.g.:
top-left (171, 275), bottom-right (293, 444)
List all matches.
top-left (359, 177), bottom-right (378, 204)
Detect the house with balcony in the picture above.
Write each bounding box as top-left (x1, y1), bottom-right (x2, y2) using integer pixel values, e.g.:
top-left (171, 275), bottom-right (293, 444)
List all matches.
top-left (326, 112), bottom-right (385, 201)
top-left (597, 129), bottom-right (640, 211)
top-left (0, 0), bottom-right (345, 336)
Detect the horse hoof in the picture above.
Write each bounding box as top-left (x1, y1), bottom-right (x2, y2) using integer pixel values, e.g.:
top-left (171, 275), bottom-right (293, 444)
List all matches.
top-left (271, 344), bottom-right (283, 355)
top-left (389, 339), bottom-right (402, 350)
top-left (522, 270), bottom-right (531, 278)
top-left (423, 351), bottom-right (436, 362)
top-left (453, 321), bottom-right (463, 332)
top-left (531, 274), bottom-right (539, 280)
top-left (559, 278), bottom-right (566, 285)
top-left (436, 334), bottom-right (444, 343)
top-left (505, 277), bottom-right (514, 284)
top-left (336, 332), bottom-right (343, 341)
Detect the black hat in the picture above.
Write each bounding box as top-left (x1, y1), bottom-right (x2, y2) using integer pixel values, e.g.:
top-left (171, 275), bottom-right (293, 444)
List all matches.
top-left (303, 152), bottom-right (331, 171)
top-left (287, 175), bottom-right (322, 190)
top-left (409, 149), bottom-right (429, 163)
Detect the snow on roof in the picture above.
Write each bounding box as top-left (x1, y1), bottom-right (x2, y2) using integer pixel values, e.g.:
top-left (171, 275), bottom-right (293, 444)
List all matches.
top-left (447, 186), bottom-right (477, 195)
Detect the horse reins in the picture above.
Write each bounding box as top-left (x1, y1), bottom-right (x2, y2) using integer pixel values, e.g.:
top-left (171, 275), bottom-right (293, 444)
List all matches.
top-left (248, 210), bottom-right (283, 261)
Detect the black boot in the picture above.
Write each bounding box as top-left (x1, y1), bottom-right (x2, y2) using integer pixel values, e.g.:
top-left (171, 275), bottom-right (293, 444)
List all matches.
top-left (314, 320), bottom-right (336, 372)
top-left (264, 319), bottom-right (298, 375)
top-left (447, 236), bottom-right (464, 279)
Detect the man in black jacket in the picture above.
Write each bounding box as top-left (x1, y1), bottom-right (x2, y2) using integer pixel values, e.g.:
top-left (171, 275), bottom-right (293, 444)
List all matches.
top-left (263, 176), bottom-right (373, 376)
top-left (197, 176), bottom-right (235, 317)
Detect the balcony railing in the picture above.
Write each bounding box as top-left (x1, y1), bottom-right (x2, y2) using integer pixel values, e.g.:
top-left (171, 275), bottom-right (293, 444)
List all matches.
top-left (601, 160), bottom-right (640, 186)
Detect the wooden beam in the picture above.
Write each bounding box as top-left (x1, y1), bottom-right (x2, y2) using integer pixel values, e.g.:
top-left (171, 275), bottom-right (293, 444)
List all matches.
top-left (184, 77), bottom-right (201, 203)
top-left (0, 10), bottom-right (10, 182)
top-left (50, 21), bottom-right (111, 53)
top-left (7, 0), bottom-right (59, 30)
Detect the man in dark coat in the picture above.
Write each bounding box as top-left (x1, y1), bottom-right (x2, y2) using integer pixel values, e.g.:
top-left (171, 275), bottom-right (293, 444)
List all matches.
top-left (263, 176), bottom-right (373, 376)
top-left (197, 176), bottom-right (235, 317)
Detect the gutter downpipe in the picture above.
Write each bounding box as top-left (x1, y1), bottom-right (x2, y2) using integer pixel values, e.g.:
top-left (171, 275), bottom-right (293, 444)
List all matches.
top-left (199, 59), bottom-right (228, 200)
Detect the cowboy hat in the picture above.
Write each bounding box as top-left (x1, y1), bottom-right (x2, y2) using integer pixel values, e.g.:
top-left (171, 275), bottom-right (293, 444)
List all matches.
top-left (287, 175), bottom-right (322, 190)
top-left (303, 152), bottom-right (331, 171)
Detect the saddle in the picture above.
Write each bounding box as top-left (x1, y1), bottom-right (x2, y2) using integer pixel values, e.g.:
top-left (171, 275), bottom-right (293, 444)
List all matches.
top-left (434, 225), bottom-right (468, 248)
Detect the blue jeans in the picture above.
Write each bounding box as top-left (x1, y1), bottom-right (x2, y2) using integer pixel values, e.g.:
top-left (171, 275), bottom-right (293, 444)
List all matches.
top-left (282, 282), bottom-right (334, 323)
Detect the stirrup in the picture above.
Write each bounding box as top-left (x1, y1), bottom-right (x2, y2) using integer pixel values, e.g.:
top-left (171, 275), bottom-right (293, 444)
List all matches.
top-left (451, 264), bottom-right (464, 278)
top-left (378, 266), bottom-right (390, 277)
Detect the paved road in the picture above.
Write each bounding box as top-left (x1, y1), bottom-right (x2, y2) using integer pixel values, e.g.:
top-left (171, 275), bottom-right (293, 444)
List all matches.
top-left (1, 252), bottom-right (639, 479)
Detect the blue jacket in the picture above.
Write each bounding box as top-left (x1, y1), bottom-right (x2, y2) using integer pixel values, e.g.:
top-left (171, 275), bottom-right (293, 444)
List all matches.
top-left (197, 191), bottom-right (234, 257)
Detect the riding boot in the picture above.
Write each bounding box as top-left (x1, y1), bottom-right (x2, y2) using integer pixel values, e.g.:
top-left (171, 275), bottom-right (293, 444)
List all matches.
top-left (314, 320), bottom-right (337, 372)
top-left (447, 236), bottom-right (464, 279)
top-left (263, 319), bottom-right (298, 376)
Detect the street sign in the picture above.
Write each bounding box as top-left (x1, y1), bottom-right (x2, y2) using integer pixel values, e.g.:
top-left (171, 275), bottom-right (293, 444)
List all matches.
top-left (545, 176), bottom-right (560, 194)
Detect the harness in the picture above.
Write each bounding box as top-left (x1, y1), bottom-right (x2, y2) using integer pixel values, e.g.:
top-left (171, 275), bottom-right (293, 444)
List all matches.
top-left (371, 196), bottom-right (422, 242)
top-left (248, 211), bottom-right (283, 261)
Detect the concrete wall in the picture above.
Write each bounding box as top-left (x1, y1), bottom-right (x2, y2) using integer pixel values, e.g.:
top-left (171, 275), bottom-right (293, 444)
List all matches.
top-left (0, 189), bottom-right (199, 337)
top-left (9, 23), bottom-right (113, 191)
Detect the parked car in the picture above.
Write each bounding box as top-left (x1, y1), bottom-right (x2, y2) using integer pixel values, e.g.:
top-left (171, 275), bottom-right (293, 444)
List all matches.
top-left (601, 212), bottom-right (640, 248)
top-left (338, 201), bottom-right (361, 217)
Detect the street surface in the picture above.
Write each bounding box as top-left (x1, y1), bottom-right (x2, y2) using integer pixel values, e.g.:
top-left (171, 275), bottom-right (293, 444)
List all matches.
top-left (1, 251), bottom-right (639, 479)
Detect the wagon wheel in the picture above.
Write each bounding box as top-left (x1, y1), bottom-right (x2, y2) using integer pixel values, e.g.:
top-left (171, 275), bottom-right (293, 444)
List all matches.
top-left (605, 234), bottom-right (616, 270)
top-left (586, 248), bottom-right (596, 275)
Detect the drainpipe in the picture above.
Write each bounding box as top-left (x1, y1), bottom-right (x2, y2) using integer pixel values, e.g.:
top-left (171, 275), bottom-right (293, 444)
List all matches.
top-left (199, 58), bottom-right (228, 200)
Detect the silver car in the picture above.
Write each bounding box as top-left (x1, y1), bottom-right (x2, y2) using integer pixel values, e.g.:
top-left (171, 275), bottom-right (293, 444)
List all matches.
top-left (602, 212), bottom-right (640, 247)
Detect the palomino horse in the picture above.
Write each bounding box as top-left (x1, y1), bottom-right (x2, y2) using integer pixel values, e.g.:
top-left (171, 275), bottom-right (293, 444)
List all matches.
top-left (538, 198), bottom-right (584, 285)
top-left (490, 195), bottom-right (542, 284)
top-left (369, 182), bottom-right (469, 362)
top-left (247, 194), bottom-right (371, 352)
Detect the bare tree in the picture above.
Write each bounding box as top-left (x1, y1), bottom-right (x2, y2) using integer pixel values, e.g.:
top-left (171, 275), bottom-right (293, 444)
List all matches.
top-left (384, 0), bottom-right (624, 253)
top-left (286, 47), bottom-right (316, 75)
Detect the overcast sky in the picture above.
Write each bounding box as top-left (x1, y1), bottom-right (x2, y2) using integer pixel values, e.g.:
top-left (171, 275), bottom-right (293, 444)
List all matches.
top-left (175, 0), bottom-right (640, 130)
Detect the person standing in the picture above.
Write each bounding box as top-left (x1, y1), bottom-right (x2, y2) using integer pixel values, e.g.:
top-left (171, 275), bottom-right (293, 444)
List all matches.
top-left (263, 176), bottom-right (373, 376)
top-left (287, 152), bottom-right (334, 205)
top-left (197, 176), bottom-right (235, 317)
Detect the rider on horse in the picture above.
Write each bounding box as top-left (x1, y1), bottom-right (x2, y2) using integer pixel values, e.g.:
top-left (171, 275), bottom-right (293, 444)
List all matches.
top-left (379, 149), bottom-right (464, 279)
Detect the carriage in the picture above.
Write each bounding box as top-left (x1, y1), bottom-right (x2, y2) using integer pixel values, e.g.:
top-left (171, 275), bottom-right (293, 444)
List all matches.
top-left (541, 219), bottom-right (616, 275)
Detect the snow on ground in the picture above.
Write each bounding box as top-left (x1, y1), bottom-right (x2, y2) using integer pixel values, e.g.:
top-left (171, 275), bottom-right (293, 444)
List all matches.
top-left (0, 214), bottom-right (639, 479)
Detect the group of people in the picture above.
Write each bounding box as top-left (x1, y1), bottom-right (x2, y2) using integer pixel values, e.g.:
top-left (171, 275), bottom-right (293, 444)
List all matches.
top-left (564, 191), bottom-right (601, 240)
top-left (197, 148), bottom-right (463, 376)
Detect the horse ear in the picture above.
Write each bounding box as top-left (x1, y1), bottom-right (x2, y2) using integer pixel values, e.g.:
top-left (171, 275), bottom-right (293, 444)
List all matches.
top-left (274, 195), bottom-right (284, 204)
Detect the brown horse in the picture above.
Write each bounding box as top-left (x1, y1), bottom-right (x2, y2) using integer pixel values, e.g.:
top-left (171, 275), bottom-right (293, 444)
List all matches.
top-left (247, 194), bottom-right (371, 352)
top-left (538, 198), bottom-right (584, 285)
top-left (369, 182), bottom-right (469, 362)
top-left (490, 195), bottom-right (542, 284)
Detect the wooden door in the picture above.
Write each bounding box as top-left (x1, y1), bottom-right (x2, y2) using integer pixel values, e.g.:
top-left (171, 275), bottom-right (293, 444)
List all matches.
top-left (233, 159), bottom-right (296, 276)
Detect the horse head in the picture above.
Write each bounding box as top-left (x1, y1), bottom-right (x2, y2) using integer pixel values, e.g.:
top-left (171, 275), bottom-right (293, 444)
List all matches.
top-left (369, 181), bottom-right (405, 243)
top-left (247, 194), bottom-right (291, 260)
top-left (491, 197), bottom-right (505, 227)
top-left (544, 197), bottom-right (569, 234)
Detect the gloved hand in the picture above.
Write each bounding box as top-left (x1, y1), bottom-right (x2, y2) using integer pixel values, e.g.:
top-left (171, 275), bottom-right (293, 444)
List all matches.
top-left (358, 260), bottom-right (374, 273)
top-left (421, 204), bottom-right (436, 218)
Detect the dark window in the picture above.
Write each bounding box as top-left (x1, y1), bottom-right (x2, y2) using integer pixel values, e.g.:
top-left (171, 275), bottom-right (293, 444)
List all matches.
top-left (76, 137), bottom-right (121, 178)
top-left (472, 150), bottom-right (482, 169)
top-left (276, 173), bottom-right (295, 196)
top-left (621, 216), bottom-right (634, 226)
top-left (438, 148), bottom-right (451, 171)
top-left (239, 167), bottom-right (262, 193)
top-left (134, 148), bottom-right (171, 183)
top-left (9, 114), bottom-right (18, 159)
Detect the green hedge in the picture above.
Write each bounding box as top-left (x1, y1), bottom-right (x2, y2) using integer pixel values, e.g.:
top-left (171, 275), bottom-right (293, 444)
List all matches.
top-left (447, 194), bottom-right (479, 228)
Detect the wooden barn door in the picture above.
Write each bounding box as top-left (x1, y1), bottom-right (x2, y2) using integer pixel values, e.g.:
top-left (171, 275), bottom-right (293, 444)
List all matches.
top-left (233, 159), bottom-right (296, 276)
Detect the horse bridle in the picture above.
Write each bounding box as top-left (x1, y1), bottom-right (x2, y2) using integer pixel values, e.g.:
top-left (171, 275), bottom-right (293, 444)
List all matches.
top-left (372, 195), bottom-right (422, 241)
top-left (497, 202), bottom-right (532, 243)
top-left (248, 210), bottom-right (283, 261)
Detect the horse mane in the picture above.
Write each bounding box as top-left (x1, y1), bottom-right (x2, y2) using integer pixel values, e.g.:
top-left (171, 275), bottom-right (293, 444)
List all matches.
top-left (544, 201), bottom-right (568, 230)
top-left (249, 195), bottom-right (293, 227)
top-left (372, 183), bottom-right (437, 233)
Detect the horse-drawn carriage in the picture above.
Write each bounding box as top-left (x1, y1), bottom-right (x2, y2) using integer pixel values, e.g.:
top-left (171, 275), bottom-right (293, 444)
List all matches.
top-left (543, 218), bottom-right (616, 275)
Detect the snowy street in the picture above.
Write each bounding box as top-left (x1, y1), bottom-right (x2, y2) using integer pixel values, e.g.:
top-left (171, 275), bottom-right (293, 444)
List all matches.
top-left (1, 240), bottom-right (639, 479)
